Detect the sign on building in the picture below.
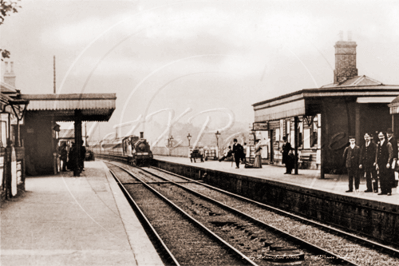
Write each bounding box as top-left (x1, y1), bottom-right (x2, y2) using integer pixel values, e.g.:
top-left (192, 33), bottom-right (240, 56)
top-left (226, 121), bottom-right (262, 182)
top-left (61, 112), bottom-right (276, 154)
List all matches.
top-left (253, 122), bottom-right (268, 131)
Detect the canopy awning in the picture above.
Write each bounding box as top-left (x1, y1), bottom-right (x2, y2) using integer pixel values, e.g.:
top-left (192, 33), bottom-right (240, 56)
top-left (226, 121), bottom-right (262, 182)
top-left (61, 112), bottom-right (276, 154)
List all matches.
top-left (21, 93), bottom-right (116, 121)
top-left (389, 95), bottom-right (399, 114)
top-left (254, 99), bottom-right (305, 122)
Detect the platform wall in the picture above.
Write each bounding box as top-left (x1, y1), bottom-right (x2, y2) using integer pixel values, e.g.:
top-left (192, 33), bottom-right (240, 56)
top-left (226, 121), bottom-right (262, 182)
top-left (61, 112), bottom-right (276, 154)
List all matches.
top-left (152, 159), bottom-right (399, 247)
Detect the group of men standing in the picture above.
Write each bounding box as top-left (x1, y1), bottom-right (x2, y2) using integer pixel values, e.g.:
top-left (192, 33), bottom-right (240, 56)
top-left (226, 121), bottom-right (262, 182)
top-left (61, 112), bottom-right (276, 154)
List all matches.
top-left (59, 141), bottom-right (86, 173)
top-left (343, 130), bottom-right (398, 196)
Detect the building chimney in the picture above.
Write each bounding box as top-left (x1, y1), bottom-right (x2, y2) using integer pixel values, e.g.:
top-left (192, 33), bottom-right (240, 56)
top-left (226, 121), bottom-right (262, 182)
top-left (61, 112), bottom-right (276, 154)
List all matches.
top-left (333, 33), bottom-right (358, 84)
top-left (3, 61), bottom-right (16, 88)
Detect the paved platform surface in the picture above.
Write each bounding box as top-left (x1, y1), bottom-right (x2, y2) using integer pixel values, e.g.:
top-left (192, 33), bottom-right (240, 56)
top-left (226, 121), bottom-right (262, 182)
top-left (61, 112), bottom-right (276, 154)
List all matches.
top-left (1, 161), bottom-right (163, 266)
top-left (155, 155), bottom-right (399, 205)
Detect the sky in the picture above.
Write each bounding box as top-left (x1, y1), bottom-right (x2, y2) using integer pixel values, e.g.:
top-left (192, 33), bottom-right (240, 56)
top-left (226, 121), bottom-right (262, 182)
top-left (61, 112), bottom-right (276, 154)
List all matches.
top-left (2, 0), bottom-right (399, 142)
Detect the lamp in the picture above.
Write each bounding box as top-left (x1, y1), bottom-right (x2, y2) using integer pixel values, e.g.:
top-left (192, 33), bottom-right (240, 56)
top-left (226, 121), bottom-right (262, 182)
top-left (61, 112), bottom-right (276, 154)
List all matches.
top-left (215, 131), bottom-right (221, 148)
top-left (168, 135), bottom-right (174, 147)
top-left (8, 99), bottom-right (29, 147)
top-left (187, 133), bottom-right (192, 147)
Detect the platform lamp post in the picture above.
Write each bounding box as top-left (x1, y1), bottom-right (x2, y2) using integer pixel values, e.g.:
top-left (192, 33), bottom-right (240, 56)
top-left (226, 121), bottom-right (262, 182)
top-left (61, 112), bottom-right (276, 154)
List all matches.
top-left (168, 135), bottom-right (174, 156)
top-left (9, 99), bottom-right (29, 147)
top-left (187, 133), bottom-right (192, 147)
top-left (251, 128), bottom-right (257, 163)
top-left (215, 131), bottom-right (221, 158)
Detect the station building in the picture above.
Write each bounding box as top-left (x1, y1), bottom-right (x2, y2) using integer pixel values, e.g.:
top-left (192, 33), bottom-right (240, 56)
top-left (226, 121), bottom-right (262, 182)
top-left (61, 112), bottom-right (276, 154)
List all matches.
top-left (252, 38), bottom-right (399, 177)
top-left (0, 61), bottom-right (116, 203)
top-left (20, 93), bottom-right (116, 176)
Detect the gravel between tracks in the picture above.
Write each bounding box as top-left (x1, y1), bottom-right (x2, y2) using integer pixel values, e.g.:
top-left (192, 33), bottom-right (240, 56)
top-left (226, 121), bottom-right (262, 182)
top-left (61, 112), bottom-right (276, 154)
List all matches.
top-left (149, 182), bottom-right (338, 266)
top-left (125, 183), bottom-right (249, 266)
top-left (147, 167), bottom-right (399, 266)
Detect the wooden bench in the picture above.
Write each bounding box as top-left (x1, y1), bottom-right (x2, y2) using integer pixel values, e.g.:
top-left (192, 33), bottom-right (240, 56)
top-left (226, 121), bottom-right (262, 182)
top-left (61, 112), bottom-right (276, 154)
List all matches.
top-left (299, 154), bottom-right (312, 168)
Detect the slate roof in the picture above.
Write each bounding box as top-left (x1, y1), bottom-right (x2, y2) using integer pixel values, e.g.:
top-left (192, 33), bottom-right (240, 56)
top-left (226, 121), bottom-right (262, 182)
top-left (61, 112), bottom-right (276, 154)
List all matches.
top-left (320, 75), bottom-right (383, 88)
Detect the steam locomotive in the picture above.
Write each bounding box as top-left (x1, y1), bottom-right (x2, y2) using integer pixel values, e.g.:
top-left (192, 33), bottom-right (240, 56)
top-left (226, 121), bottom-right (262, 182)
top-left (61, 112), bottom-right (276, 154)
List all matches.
top-left (122, 133), bottom-right (153, 166)
top-left (93, 132), bottom-right (153, 166)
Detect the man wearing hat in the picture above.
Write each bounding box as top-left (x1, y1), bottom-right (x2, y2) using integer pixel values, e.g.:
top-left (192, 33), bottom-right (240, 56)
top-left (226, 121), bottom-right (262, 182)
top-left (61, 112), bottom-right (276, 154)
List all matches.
top-left (343, 136), bottom-right (361, 192)
top-left (359, 132), bottom-right (377, 192)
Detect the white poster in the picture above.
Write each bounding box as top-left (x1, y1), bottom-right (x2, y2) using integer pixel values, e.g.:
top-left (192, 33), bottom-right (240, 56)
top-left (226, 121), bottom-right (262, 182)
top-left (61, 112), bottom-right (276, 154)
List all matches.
top-left (304, 128), bottom-right (311, 149)
top-left (11, 147), bottom-right (17, 196)
top-left (291, 130), bottom-right (295, 148)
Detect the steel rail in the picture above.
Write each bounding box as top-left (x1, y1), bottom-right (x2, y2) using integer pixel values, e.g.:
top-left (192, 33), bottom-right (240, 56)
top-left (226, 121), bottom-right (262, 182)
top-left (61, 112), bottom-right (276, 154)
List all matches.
top-left (109, 162), bottom-right (259, 266)
top-left (150, 166), bottom-right (399, 257)
top-left (137, 166), bottom-right (358, 266)
top-left (108, 168), bottom-right (180, 266)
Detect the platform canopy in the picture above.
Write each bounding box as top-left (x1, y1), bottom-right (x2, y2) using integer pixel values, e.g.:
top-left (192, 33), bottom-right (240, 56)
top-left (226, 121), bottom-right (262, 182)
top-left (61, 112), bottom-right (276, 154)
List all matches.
top-left (253, 76), bottom-right (399, 122)
top-left (389, 95), bottom-right (399, 114)
top-left (21, 93), bottom-right (116, 121)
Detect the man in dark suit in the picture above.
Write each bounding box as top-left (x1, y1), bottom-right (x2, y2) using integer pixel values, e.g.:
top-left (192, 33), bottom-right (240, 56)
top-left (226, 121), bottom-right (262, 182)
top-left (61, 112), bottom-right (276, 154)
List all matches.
top-left (387, 129), bottom-right (398, 190)
top-left (282, 137), bottom-right (292, 174)
top-left (343, 136), bottom-right (361, 192)
top-left (232, 139), bottom-right (244, 169)
top-left (359, 133), bottom-right (377, 192)
top-left (375, 131), bottom-right (393, 195)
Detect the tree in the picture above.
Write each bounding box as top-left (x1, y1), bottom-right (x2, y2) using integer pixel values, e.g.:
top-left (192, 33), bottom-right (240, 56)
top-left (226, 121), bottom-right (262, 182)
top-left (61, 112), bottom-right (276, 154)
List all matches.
top-left (1, 0), bottom-right (21, 60)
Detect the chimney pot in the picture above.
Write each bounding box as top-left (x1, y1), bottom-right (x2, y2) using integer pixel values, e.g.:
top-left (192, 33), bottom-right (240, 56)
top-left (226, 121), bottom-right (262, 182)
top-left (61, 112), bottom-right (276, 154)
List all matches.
top-left (348, 31), bottom-right (352, 41)
top-left (4, 62), bottom-right (9, 73)
top-left (3, 61), bottom-right (16, 88)
top-left (10, 61), bottom-right (14, 74)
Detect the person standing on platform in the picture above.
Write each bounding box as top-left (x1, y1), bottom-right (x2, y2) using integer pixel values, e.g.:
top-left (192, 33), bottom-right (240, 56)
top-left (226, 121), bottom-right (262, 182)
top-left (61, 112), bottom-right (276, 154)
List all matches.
top-left (343, 136), bottom-right (361, 192)
top-left (59, 142), bottom-right (68, 172)
top-left (68, 142), bottom-right (76, 171)
top-left (375, 131), bottom-right (393, 196)
top-left (281, 137), bottom-right (292, 174)
top-left (232, 139), bottom-right (244, 169)
top-left (387, 129), bottom-right (398, 191)
top-left (359, 132), bottom-right (377, 192)
top-left (253, 139), bottom-right (262, 168)
top-left (80, 139), bottom-right (86, 171)
top-left (285, 150), bottom-right (296, 174)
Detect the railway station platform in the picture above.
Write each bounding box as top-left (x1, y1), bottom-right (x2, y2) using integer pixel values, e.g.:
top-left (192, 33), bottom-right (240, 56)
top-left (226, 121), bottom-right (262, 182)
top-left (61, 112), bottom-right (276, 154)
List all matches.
top-left (1, 161), bottom-right (163, 266)
top-left (154, 155), bottom-right (399, 205)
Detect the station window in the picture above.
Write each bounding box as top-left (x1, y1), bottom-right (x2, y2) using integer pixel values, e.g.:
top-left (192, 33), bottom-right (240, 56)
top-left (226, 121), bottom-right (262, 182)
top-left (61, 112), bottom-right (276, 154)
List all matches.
top-left (286, 120), bottom-right (291, 142)
top-left (311, 118), bottom-right (318, 147)
top-left (298, 120), bottom-right (303, 147)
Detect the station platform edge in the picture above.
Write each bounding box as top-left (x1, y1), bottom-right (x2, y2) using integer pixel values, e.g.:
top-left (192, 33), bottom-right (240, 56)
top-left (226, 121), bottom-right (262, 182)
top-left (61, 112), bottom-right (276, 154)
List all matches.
top-left (1, 161), bottom-right (163, 266)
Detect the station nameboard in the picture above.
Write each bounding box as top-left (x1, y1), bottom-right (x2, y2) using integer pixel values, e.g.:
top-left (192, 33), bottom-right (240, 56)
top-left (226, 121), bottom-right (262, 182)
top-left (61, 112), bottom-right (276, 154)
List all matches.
top-left (253, 122), bottom-right (268, 131)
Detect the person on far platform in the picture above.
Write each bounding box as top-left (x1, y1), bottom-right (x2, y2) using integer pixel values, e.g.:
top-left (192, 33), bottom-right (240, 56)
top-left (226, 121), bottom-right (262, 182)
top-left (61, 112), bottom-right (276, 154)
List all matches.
top-left (343, 136), bottom-right (361, 192)
top-left (232, 139), bottom-right (244, 169)
top-left (281, 137), bottom-right (292, 174)
top-left (359, 132), bottom-right (377, 192)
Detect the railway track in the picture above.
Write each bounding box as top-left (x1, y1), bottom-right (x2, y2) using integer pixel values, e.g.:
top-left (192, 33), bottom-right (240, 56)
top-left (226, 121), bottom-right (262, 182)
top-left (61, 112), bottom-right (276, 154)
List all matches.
top-left (144, 165), bottom-right (399, 266)
top-left (101, 155), bottom-right (399, 265)
top-left (108, 163), bottom-right (257, 266)
top-left (107, 161), bottom-right (358, 266)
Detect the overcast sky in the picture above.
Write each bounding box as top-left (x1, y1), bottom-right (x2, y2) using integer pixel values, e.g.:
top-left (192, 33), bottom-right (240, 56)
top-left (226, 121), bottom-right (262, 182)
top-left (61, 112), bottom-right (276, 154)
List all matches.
top-left (2, 0), bottom-right (399, 140)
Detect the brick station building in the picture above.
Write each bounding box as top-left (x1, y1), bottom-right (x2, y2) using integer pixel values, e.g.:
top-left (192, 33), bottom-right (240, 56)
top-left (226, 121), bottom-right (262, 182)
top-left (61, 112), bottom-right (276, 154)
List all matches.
top-left (252, 38), bottom-right (399, 178)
